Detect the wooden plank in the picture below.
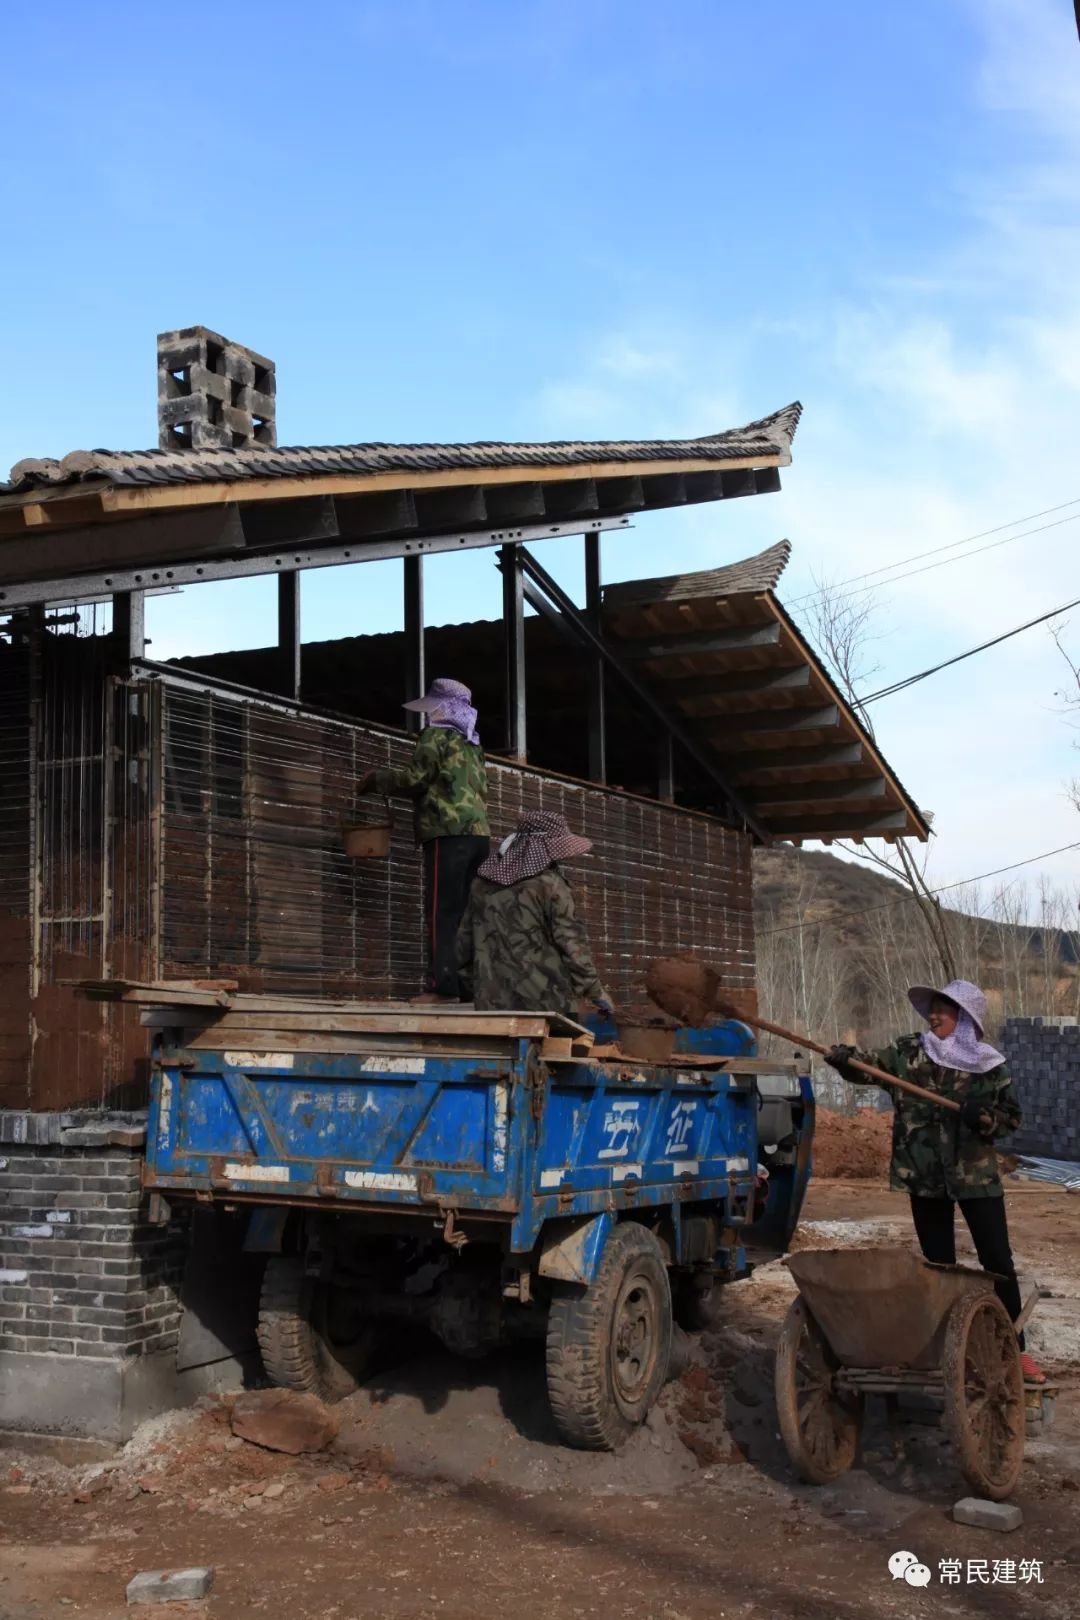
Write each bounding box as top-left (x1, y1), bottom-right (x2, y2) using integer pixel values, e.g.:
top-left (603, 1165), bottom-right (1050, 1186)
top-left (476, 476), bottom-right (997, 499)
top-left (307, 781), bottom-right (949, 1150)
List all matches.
top-left (175, 1029), bottom-right (527, 1056)
top-left (656, 665), bottom-right (811, 703)
top-left (694, 705), bottom-right (839, 738)
top-left (771, 808), bottom-right (909, 838)
top-left (620, 623), bottom-right (782, 659)
top-left (147, 1011), bottom-right (553, 1036)
top-left (0, 504), bottom-right (245, 583)
top-left (730, 742), bottom-right (864, 779)
top-left (748, 776), bottom-right (888, 807)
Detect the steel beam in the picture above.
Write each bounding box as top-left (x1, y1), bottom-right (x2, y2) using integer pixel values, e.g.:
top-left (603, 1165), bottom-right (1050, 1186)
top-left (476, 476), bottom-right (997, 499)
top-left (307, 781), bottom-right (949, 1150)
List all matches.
top-left (500, 545), bottom-right (527, 760)
top-left (0, 515), bottom-right (632, 609)
top-left (584, 530), bottom-right (606, 784)
top-left (509, 546), bottom-right (768, 839)
top-left (403, 555), bottom-right (425, 734)
top-left (658, 733), bottom-right (675, 803)
top-left (277, 572), bottom-right (301, 701)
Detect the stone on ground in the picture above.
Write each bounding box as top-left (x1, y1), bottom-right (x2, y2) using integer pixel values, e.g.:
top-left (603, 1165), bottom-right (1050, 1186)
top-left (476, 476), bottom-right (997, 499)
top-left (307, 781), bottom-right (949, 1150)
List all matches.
top-left (230, 1389), bottom-right (339, 1455)
top-left (952, 1497), bottom-right (1023, 1532)
top-left (127, 1568), bottom-right (214, 1604)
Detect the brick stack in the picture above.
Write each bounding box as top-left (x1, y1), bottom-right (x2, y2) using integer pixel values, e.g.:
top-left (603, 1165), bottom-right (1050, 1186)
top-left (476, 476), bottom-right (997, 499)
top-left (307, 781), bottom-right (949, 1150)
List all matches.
top-left (157, 326), bottom-right (276, 450)
top-left (0, 1111), bottom-right (188, 1439)
top-left (1002, 1017), bottom-right (1080, 1161)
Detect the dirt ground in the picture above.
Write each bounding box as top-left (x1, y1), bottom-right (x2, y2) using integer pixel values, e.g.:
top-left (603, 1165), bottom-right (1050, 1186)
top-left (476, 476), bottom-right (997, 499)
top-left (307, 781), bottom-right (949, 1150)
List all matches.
top-left (1, 1179), bottom-right (1078, 1620)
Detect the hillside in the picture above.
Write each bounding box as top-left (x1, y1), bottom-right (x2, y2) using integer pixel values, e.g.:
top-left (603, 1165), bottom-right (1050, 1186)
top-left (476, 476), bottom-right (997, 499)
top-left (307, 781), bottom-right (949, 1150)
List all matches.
top-left (751, 844), bottom-right (1078, 1046)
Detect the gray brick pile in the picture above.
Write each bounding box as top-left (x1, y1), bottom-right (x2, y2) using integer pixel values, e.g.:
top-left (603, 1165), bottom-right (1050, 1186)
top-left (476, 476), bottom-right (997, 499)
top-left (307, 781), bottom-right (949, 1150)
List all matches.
top-left (0, 1112), bottom-right (186, 1364)
top-left (157, 326), bottom-right (276, 451)
top-left (1002, 1017), bottom-right (1080, 1161)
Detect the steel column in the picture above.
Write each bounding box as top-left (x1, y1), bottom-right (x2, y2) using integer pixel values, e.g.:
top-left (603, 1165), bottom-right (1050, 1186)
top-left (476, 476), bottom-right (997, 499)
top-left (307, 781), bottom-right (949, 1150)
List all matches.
top-left (404, 555), bottom-right (425, 734)
top-left (277, 571), bottom-right (301, 700)
top-left (658, 733), bottom-right (675, 803)
top-left (584, 530), bottom-right (606, 784)
top-left (500, 545), bottom-right (527, 760)
top-left (112, 590), bottom-right (146, 664)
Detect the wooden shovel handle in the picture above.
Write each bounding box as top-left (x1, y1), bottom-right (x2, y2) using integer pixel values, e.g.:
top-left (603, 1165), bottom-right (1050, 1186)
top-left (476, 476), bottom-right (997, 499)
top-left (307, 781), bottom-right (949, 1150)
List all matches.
top-left (741, 1011), bottom-right (961, 1114)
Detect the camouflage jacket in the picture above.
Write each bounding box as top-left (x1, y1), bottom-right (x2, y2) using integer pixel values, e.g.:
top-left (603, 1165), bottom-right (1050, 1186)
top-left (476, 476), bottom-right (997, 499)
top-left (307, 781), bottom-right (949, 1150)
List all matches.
top-left (848, 1033), bottom-right (1021, 1200)
top-left (372, 727), bottom-right (490, 843)
top-left (456, 867), bottom-right (607, 1016)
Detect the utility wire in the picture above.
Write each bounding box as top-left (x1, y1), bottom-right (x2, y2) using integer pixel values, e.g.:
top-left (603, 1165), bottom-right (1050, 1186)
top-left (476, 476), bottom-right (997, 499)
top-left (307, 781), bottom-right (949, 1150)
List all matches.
top-left (857, 592), bottom-right (1080, 707)
top-left (796, 511), bottom-right (1080, 615)
top-left (758, 839), bottom-right (1080, 939)
top-left (788, 496), bottom-right (1080, 611)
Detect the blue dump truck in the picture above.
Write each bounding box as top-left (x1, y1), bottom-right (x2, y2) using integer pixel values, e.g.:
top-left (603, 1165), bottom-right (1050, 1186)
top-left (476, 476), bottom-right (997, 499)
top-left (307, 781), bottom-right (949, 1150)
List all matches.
top-left (140, 993), bottom-right (814, 1450)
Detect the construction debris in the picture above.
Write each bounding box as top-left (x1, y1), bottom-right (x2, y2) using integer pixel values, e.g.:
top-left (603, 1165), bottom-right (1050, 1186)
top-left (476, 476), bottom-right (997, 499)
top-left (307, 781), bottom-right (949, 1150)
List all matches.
top-left (127, 1567), bottom-right (215, 1604)
top-left (230, 1390), bottom-right (339, 1455)
top-left (645, 954), bottom-right (719, 1026)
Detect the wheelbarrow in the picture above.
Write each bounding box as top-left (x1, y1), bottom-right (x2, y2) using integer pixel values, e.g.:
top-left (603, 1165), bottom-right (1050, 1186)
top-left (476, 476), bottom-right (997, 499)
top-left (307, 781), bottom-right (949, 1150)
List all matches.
top-left (775, 1247), bottom-right (1026, 1500)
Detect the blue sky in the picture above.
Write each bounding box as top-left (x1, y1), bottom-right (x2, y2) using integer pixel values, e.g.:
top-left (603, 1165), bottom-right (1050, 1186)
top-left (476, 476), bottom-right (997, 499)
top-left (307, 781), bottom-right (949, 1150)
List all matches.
top-left (3, 0), bottom-right (1080, 901)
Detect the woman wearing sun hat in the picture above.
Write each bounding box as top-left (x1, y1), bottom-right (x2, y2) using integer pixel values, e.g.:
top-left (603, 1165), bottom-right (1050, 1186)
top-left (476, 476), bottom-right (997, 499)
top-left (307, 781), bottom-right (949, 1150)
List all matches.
top-left (456, 809), bottom-right (614, 1020)
top-left (358, 676), bottom-right (489, 1000)
top-left (826, 977), bottom-right (1044, 1383)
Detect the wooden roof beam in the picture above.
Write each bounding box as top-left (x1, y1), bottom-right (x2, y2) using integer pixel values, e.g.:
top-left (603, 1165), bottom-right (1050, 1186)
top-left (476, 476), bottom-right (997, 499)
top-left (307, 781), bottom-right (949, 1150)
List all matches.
top-left (595, 474), bottom-right (645, 513)
top-left (541, 479), bottom-right (599, 520)
top-left (773, 809), bottom-right (909, 839)
top-left (413, 485), bottom-right (488, 530)
top-left (240, 495), bottom-right (337, 549)
top-left (333, 489), bottom-right (418, 537)
top-left (640, 473), bottom-right (687, 509)
top-left (0, 505), bottom-right (245, 586)
top-left (657, 665), bottom-right (811, 702)
top-left (730, 741), bottom-right (864, 779)
top-left (695, 704), bottom-right (839, 739)
top-left (482, 482), bottom-right (547, 523)
top-left (748, 776), bottom-right (888, 807)
top-left (621, 622), bottom-right (782, 659)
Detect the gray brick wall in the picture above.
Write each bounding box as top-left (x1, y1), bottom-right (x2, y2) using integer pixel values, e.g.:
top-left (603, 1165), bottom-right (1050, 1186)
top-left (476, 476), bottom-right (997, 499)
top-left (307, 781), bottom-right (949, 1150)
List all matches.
top-left (0, 1115), bottom-right (187, 1363)
top-left (1002, 1017), bottom-right (1080, 1161)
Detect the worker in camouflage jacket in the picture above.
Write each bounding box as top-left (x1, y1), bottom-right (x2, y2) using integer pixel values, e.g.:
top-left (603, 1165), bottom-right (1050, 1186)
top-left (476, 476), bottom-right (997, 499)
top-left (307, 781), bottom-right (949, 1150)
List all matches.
top-left (358, 677), bottom-right (489, 1000)
top-left (456, 809), bottom-right (614, 1021)
top-left (825, 978), bottom-right (1043, 1382)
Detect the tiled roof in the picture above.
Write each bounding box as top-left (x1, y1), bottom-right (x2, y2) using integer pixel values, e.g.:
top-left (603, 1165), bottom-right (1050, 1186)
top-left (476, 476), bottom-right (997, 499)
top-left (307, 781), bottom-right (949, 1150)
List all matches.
top-left (6, 403), bottom-right (801, 492)
top-left (603, 540), bottom-right (791, 606)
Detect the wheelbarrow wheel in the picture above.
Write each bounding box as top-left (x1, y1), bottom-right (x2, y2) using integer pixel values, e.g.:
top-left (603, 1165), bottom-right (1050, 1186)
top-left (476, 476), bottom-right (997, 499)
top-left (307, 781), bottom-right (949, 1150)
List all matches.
top-left (258, 1257), bottom-right (377, 1404)
top-left (775, 1297), bottom-right (862, 1483)
top-left (942, 1290), bottom-right (1024, 1501)
top-left (546, 1221), bottom-right (672, 1451)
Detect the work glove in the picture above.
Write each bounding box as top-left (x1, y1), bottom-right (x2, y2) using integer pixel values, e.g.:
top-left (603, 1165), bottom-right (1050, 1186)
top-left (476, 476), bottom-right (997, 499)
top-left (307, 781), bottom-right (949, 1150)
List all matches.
top-left (960, 1095), bottom-right (994, 1136)
top-left (594, 994), bottom-right (616, 1020)
top-left (824, 1043), bottom-right (856, 1073)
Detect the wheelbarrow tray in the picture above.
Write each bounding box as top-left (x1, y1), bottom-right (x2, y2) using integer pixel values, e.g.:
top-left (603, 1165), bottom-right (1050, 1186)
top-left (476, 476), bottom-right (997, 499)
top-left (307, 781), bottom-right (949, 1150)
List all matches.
top-left (785, 1246), bottom-right (997, 1371)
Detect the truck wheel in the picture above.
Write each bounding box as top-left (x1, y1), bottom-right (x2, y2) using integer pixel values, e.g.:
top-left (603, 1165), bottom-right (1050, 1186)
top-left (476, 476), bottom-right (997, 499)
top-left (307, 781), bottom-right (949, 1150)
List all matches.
top-left (546, 1221), bottom-right (672, 1450)
top-left (257, 1257), bottom-right (376, 1404)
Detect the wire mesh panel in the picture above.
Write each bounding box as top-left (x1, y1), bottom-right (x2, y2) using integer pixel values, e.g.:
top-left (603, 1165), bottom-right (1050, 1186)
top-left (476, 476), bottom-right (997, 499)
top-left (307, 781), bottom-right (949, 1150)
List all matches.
top-left (0, 619), bottom-right (32, 1107)
top-left (158, 677), bottom-right (755, 1007)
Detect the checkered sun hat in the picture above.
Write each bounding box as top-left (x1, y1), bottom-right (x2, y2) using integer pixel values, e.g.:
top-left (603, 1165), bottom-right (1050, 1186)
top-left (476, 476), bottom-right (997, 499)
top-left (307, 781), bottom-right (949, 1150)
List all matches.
top-left (477, 810), bottom-right (592, 887)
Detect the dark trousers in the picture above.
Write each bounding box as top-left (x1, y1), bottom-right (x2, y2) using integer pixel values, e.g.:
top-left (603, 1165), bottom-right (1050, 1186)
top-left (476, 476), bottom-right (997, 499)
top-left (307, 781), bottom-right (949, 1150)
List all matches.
top-left (909, 1194), bottom-right (1026, 1348)
top-left (422, 835), bottom-right (489, 998)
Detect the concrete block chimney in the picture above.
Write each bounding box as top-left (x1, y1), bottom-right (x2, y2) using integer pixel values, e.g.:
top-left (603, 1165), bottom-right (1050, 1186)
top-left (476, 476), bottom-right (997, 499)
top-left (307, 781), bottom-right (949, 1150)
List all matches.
top-left (157, 326), bottom-right (276, 451)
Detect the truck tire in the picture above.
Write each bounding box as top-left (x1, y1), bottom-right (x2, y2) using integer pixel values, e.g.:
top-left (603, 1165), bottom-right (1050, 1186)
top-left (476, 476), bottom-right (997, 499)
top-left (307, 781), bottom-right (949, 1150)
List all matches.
top-left (257, 1257), bottom-right (376, 1404)
top-left (546, 1221), bottom-right (672, 1450)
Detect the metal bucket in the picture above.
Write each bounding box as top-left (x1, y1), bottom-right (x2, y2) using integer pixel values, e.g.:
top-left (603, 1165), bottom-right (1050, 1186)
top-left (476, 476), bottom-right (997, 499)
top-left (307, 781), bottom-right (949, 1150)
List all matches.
top-left (341, 798), bottom-right (393, 860)
top-left (786, 1247), bottom-right (996, 1370)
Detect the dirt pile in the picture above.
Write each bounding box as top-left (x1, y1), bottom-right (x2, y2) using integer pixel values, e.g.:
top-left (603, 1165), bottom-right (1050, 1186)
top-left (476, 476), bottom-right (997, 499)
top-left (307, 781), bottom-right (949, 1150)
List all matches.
top-left (812, 1107), bottom-right (892, 1179)
top-left (645, 955), bottom-right (719, 1025)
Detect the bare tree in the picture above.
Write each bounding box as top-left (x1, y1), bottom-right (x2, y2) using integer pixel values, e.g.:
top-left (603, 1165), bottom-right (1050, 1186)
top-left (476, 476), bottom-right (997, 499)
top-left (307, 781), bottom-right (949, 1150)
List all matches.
top-left (803, 577), bottom-right (957, 981)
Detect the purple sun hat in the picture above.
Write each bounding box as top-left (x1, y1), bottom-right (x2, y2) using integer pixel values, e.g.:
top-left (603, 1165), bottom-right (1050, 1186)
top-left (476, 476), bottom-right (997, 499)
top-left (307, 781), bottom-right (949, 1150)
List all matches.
top-left (403, 677), bottom-right (480, 746)
top-left (908, 979), bottom-right (988, 1037)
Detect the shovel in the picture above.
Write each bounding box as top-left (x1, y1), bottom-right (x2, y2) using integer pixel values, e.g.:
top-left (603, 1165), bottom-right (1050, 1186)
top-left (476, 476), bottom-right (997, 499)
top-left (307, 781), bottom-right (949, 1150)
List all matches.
top-left (646, 955), bottom-right (960, 1114)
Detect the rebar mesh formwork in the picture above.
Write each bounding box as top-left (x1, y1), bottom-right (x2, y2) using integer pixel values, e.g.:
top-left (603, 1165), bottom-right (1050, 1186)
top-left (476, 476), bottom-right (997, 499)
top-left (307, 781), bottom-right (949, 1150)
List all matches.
top-left (157, 678), bottom-right (754, 1007)
top-left (0, 638), bottom-right (755, 1110)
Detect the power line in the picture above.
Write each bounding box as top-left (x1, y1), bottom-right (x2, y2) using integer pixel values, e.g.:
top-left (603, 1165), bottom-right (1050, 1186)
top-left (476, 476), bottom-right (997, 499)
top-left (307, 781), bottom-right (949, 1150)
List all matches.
top-left (858, 592), bottom-right (1080, 707)
top-left (758, 839), bottom-right (1080, 939)
top-left (798, 511), bottom-right (1080, 615)
top-left (788, 496), bottom-right (1080, 611)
